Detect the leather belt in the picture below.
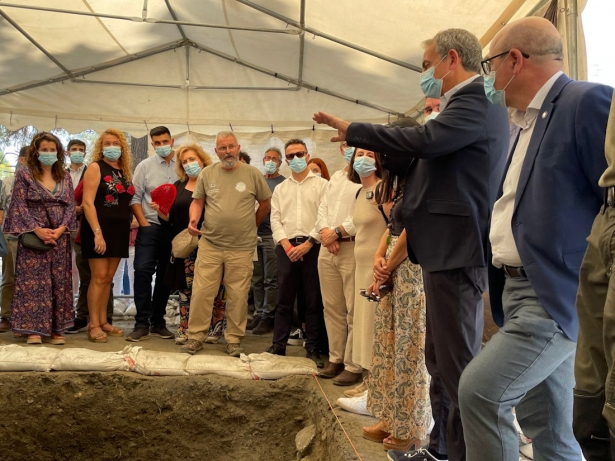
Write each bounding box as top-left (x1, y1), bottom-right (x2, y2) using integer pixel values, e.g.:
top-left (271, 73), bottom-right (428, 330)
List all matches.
top-left (503, 265), bottom-right (527, 278)
top-left (339, 236), bottom-right (355, 242)
top-left (288, 236), bottom-right (309, 245)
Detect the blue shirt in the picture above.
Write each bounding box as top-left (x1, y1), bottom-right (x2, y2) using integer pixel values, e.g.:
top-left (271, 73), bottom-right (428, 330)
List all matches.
top-left (130, 154), bottom-right (179, 225)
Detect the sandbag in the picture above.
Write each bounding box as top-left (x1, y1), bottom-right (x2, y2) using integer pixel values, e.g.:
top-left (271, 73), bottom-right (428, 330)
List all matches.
top-left (245, 352), bottom-right (317, 380)
top-left (125, 346), bottom-right (189, 376)
top-left (185, 354), bottom-right (252, 380)
top-left (0, 344), bottom-right (59, 372)
top-left (52, 348), bottom-right (128, 372)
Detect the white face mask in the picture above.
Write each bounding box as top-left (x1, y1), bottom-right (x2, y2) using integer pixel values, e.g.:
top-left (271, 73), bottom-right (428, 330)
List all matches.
top-left (424, 111), bottom-right (439, 123)
top-left (313, 172), bottom-right (322, 177)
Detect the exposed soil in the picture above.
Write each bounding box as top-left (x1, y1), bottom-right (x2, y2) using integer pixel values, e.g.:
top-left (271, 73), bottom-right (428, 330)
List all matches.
top-left (0, 373), bottom-right (355, 461)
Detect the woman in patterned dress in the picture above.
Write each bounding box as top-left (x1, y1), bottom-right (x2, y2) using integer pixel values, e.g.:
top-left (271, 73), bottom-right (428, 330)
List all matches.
top-left (81, 129), bottom-right (134, 342)
top-left (362, 173), bottom-right (430, 452)
top-left (4, 132), bottom-right (77, 345)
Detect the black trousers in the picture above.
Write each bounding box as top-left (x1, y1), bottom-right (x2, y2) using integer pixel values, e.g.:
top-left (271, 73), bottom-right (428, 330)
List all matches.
top-left (272, 241), bottom-right (326, 353)
top-left (423, 266), bottom-right (487, 461)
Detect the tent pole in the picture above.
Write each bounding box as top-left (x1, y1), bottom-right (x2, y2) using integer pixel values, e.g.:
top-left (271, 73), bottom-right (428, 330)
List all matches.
top-left (297, 0), bottom-right (306, 87)
top-left (0, 9), bottom-right (71, 76)
top-left (190, 41), bottom-right (404, 116)
top-left (235, 0), bottom-right (421, 72)
top-left (564, 0), bottom-right (578, 80)
top-left (72, 80), bottom-right (183, 89)
top-left (0, 39), bottom-right (187, 96)
top-left (0, 2), bottom-right (298, 34)
top-left (142, 0), bottom-right (148, 19)
top-left (164, 0), bottom-right (187, 39)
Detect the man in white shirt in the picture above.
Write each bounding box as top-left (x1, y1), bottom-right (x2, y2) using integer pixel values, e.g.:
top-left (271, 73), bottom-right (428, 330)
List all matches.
top-left (66, 139), bottom-right (87, 300)
top-left (458, 17), bottom-right (612, 460)
top-left (316, 142), bottom-right (362, 384)
top-left (267, 138), bottom-right (328, 368)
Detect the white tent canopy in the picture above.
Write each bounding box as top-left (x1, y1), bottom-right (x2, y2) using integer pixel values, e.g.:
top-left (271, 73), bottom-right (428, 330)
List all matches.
top-left (0, 0), bottom-right (553, 138)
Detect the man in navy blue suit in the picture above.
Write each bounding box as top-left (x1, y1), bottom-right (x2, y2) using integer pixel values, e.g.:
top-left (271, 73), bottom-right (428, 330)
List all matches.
top-left (457, 17), bottom-right (613, 461)
top-left (314, 28), bottom-right (509, 461)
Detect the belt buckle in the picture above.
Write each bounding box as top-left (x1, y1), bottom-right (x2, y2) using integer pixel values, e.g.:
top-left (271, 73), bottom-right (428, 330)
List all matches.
top-left (608, 187), bottom-right (615, 207)
top-left (503, 265), bottom-right (512, 277)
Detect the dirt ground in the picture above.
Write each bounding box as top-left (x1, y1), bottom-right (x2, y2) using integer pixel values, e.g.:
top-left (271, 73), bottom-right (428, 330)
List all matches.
top-left (0, 320), bottom-right (394, 461)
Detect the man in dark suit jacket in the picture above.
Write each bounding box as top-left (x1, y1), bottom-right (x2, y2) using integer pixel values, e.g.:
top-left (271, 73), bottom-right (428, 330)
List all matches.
top-left (457, 17), bottom-right (613, 461)
top-left (315, 29), bottom-right (509, 461)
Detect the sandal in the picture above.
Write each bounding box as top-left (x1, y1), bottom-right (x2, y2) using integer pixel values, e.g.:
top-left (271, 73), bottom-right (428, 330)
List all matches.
top-left (362, 420), bottom-right (390, 443)
top-left (382, 436), bottom-right (421, 452)
top-left (26, 334), bottom-right (42, 344)
top-left (88, 325), bottom-right (108, 343)
top-left (49, 334), bottom-right (65, 345)
top-left (102, 323), bottom-right (124, 337)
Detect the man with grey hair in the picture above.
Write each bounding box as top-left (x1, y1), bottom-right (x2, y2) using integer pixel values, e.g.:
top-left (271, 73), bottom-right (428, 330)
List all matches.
top-left (180, 131), bottom-right (272, 357)
top-left (315, 28), bottom-right (509, 461)
top-left (457, 17), bottom-right (612, 461)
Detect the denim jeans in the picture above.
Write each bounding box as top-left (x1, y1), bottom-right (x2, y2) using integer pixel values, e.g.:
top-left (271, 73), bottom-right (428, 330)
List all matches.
top-left (251, 235), bottom-right (277, 320)
top-left (459, 276), bottom-right (581, 461)
top-left (134, 223), bottom-right (172, 329)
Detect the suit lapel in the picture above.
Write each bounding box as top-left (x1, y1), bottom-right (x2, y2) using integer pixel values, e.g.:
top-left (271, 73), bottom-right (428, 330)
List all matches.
top-left (512, 75), bottom-right (571, 215)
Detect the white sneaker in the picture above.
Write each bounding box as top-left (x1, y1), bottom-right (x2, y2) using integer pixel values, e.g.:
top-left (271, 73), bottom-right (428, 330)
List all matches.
top-left (336, 391), bottom-right (372, 416)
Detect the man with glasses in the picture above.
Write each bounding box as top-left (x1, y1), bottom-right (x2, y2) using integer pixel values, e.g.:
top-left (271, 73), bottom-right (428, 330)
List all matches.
top-left (314, 28), bottom-right (509, 461)
top-left (181, 131), bottom-right (271, 357)
top-left (249, 147), bottom-right (285, 335)
top-left (266, 139), bottom-right (328, 368)
top-left (457, 17), bottom-right (613, 461)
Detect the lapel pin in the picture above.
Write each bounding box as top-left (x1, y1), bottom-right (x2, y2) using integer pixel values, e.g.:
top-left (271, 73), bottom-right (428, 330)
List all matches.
top-left (542, 111), bottom-right (548, 119)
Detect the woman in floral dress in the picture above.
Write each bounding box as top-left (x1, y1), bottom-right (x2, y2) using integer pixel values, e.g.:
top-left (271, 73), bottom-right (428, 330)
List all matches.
top-left (4, 132), bottom-right (77, 344)
top-left (81, 128), bottom-right (134, 342)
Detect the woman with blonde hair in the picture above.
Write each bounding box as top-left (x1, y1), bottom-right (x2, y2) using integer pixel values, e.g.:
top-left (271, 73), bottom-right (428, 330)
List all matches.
top-left (157, 144), bottom-right (223, 344)
top-left (81, 128), bottom-right (134, 342)
top-left (4, 132), bottom-right (77, 344)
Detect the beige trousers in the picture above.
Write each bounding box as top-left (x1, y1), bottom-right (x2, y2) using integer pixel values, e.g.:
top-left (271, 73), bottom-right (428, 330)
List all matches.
top-left (188, 239), bottom-right (254, 344)
top-left (318, 242), bottom-right (362, 374)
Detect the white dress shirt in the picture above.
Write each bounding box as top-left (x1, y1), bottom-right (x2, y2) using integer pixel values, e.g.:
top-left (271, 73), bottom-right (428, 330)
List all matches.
top-left (130, 154), bottom-right (179, 225)
top-left (490, 71), bottom-right (563, 268)
top-left (439, 75), bottom-right (480, 110)
top-left (316, 168), bottom-right (362, 236)
top-left (270, 171), bottom-right (328, 244)
top-left (68, 164), bottom-right (85, 190)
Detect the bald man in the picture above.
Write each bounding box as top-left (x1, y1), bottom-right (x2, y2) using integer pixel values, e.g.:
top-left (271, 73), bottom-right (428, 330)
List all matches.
top-left (457, 17), bottom-right (613, 461)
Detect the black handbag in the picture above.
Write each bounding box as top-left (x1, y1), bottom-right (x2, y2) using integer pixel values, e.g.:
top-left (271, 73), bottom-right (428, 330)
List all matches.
top-left (19, 182), bottom-right (56, 252)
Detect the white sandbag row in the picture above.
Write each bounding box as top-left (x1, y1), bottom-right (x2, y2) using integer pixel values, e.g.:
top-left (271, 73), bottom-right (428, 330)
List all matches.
top-left (0, 344), bottom-right (317, 380)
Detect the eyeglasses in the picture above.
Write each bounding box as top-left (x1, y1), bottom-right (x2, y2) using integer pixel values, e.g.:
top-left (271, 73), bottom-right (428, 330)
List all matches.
top-left (481, 50), bottom-right (529, 75)
top-left (264, 156), bottom-right (280, 162)
top-left (216, 145), bottom-right (237, 153)
top-left (285, 152), bottom-right (307, 160)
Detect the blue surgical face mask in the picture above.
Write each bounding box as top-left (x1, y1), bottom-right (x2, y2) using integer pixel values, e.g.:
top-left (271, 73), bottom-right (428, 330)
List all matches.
top-left (155, 145), bottom-right (172, 158)
top-left (70, 152), bottom-right (85, 164)
top-left (264, 160), bottom-right (278, 174)
top-left (343, 146), bottom-right (355, 163)
top-left (353, 156), bottom-right (377, 177)
top-left (183, 161), bottom-right (201, 178)
top-left (288, 157), bottom-right (307, 173)
top-left (103, 146), bottom-right (122, 161)
top-left (420, 56), bottom-right (450, 99)
top-left (483, 56), bottom-right (514, 107)
top-left (38, 152), bottom-right (58, 166)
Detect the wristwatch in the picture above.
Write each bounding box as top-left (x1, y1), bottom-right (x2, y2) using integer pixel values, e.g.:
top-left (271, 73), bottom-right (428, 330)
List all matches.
top-left (307, 236), bottom-right (317, 245)
top-left (334, 227), bottom-right (343, 239)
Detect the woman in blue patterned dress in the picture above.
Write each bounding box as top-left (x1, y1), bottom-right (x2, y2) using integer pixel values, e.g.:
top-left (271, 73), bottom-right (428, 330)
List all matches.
top-left (4, 132), bottom-right (77, 345)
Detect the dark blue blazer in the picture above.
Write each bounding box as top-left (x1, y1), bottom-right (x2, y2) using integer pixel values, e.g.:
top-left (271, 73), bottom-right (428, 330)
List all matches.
top-left (488, 74), bottom-right (613, 341)
top-left (346, 77), bottom-right (509, 272)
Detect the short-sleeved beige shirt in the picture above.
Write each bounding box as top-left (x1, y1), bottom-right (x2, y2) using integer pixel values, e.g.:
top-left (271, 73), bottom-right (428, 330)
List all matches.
top-left (193, 162), bottom-right (272, 250)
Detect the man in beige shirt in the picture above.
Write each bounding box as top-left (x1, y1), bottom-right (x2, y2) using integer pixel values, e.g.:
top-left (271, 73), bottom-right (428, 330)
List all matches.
top-left (181, 131), bottom-right (271, 357)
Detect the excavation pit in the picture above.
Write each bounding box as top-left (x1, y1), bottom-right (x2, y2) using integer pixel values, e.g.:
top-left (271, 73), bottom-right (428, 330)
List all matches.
top-left (0, 373), bottom-right (353, 461)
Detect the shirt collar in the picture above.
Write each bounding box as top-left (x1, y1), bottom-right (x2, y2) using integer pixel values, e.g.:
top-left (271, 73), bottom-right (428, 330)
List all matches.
top-left (440, 74), bottom-right (480, 110)
top-left (511, 71), bottom-right (563, 129)
top-left (289, 170), bottom-right (316, 184)
top-left (156, 152), bottom-right (176, 164)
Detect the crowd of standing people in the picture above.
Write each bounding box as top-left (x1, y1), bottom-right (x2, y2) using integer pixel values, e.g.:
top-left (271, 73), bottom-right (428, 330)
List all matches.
top-left (0, 15), bottom-right (615, 461)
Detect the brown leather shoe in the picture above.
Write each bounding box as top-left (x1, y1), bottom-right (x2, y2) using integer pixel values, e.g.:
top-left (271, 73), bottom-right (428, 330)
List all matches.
top-left (319, 361), bottom-right (344, 379)
top-left (333, 370), bottom-right (363, 386)
top-left (246, 317), bottom-right (261, 331)
top-left (0, 318), bottom-right (9, 332)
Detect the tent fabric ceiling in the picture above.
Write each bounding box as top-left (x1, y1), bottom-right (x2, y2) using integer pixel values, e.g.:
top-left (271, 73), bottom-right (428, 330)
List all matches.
top-left (0, 0), bottom-right (544, 136)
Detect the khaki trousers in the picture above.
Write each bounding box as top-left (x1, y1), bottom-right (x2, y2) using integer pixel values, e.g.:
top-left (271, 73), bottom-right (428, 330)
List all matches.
top-left (318, 242), bottom-right (362, 374)
top-left (188, 239), bottom-right (254, 344)
top-left (0, 237), bottom-right (18, 319)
